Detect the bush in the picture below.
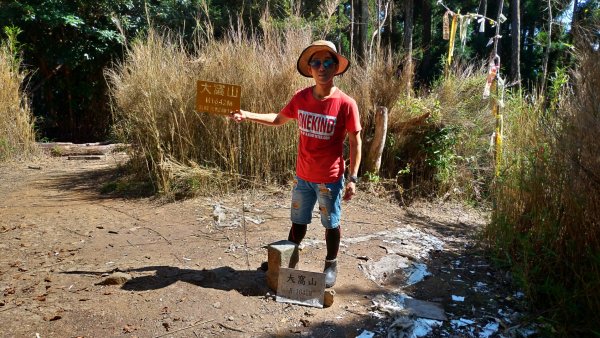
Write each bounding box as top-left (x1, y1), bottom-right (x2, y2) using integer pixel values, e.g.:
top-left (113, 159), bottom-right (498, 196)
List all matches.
top-left (376, 63), bottom-right (495, 203)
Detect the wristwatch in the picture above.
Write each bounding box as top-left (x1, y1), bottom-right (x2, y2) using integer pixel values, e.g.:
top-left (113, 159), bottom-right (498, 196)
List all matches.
top-left (348, 175), bottom-right (359, 183)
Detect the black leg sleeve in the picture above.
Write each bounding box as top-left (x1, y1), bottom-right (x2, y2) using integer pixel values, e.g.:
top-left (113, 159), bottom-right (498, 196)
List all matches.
top-left (288, 223), bottom-right (307, 245)
top-left (325, 227), bottom-right (341, 261)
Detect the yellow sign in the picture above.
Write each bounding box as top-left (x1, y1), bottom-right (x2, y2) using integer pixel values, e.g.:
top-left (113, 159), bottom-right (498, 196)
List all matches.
top-left (195, 80), bottom-right (241, 115)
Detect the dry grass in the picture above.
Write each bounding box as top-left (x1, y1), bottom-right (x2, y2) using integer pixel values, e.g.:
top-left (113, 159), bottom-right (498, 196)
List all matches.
top-left (486, 43), bottom-right (600, 334)
top-left (0, 36), bottom-right (36, 161)
top-left (107, 23), bottom-right (314, 196)
top-left (365, 62), bottom-right (496, 202)
top-left (433, 63), bottom-right (494, 198)
top-left (107, 16), bottom-right (500, 204)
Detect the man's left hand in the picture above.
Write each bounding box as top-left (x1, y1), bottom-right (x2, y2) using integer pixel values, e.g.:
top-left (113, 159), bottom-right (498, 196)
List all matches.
top-left (343, 182), bottom-right (356, 201)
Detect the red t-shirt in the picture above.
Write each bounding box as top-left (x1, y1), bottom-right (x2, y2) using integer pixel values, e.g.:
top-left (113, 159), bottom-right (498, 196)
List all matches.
top-left (280, 86), bottom-right (361, 183)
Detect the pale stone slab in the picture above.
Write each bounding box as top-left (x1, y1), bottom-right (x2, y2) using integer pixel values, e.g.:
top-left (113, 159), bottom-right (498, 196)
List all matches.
top-left (276, 267), bottom-right (325, 308)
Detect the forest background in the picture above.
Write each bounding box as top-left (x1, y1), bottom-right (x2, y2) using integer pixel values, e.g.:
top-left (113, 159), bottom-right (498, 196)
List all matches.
top-left (1, 0), bottom-right (599, 336)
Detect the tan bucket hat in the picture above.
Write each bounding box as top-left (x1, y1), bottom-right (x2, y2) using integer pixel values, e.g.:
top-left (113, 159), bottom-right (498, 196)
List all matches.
top-left (296, 40), bottom-right (350, 78)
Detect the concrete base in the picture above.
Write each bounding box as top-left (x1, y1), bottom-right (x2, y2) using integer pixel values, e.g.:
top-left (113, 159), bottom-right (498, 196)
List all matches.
top-left (266, 240), bottom-right (299, 291)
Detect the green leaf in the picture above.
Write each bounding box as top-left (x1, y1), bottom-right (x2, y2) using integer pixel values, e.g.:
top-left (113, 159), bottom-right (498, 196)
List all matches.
top-left (63, 14), bottom-right (84, 27)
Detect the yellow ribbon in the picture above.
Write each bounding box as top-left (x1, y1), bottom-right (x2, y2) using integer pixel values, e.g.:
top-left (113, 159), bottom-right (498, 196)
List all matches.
top-left (447, 14), bottom-right (458, 68)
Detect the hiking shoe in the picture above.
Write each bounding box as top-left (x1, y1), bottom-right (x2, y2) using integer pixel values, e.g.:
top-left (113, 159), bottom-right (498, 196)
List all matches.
top-left (324, 259), bottom-right (337, 288)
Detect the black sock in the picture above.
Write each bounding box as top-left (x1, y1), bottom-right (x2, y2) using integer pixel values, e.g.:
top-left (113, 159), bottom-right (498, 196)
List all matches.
top-left (288, 223), bottom-right (307, 245)
top-left (325, 227), bottom-right (341, 261)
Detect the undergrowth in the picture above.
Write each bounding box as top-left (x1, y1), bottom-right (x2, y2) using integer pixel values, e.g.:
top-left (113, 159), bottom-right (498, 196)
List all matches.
top-left (485, 41), bottom-right (600, 335)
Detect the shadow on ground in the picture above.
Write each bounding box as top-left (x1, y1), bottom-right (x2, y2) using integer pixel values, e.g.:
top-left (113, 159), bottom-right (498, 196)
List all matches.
top-left (62, 266), bottom-right (270, 297)
top-left (62, 266), bottom-right (388, 337)
top-left (45, 162), bottom-right (155, 199)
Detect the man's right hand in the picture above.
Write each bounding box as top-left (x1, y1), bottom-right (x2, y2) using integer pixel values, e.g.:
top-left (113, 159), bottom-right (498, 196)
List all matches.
top-left (230, 109), bottom-right (246, 122)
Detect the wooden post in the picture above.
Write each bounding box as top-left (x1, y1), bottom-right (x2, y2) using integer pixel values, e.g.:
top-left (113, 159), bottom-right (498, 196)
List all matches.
top-left (364, 106), bottom-right (388, 175)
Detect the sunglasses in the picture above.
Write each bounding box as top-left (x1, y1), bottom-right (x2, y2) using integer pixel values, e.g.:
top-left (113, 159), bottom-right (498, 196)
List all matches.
top-left (308, 59), bottom-right (337, 69)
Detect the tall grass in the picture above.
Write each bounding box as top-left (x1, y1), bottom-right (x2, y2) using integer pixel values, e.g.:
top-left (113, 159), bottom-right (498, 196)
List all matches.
top-left (485, 43), bottom-right (600, 334)
top-left (107, 14), bottom-right (499, 203)
top-left (0, 28), bottom-right (36, 161)
top-left (369, 62), bottom-right (496, 203)
top-left (107, 22), bottom-right (316, 195)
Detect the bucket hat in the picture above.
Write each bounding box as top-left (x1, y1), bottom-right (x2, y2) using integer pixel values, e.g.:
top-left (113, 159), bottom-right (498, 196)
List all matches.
top-left (296, 40), bottom-right (350, 78)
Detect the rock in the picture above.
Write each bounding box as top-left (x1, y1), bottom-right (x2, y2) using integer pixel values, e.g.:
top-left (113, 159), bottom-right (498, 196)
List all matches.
top-left (43, 314), bottom-right (62, 321)
top-left (404, 298), bottom-right (447, 321)
top-left (97, 272), bottom-right (132, 285)
top-left (387, 316), bottom-right (414, 338)
top-left (324, 289), bottom-right (335, 307)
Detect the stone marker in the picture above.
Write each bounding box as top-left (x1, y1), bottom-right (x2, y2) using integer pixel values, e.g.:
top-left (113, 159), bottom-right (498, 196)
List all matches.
top-left (266, 240), bottom-right (299, 291)
top-left (276, 267), bottom-right (326, 308)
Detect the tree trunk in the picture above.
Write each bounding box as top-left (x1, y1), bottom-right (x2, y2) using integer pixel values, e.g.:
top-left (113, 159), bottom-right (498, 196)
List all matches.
top-left (403, 0), bottom-right (414, 59)
top-left (510, 0), bottom-right (521, 89)
top-left (376, 0), bottom-right (382, 53)
top-left (388, 0), bottom-right (393, 57)
top-left (492, 0), bottom-right (504, 55)
top-left (541, 0), bottom-right (552, 96)
top-left (369, 0), bottom-right (391, 59)
top-left (350, 0), bottom-right (354, 59)
top-left (364, 106), bottom-right (388, 175)
top-left (478, 0), bottom-right (488, 35)
top-left (403, 0), bottom-right (414, 94)
top-left (572, 0), bottom-right (578, 28)
top-left (418, 0), bottom-right (432, 85)
top-left (354, 0), bottom-right (369, 62)
top-left (570, 0), bottom-right (579, 43)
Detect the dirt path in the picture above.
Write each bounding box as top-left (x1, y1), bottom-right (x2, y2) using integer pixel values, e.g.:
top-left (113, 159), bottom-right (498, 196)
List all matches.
top-left (0, 154), bottom-right (533, 337)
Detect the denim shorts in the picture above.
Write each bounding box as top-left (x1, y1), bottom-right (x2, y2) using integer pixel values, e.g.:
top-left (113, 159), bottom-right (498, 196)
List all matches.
top-left (290, 176), bottom-right (344, 229)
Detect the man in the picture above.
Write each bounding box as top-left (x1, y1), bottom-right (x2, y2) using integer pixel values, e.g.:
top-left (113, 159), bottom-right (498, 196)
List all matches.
top-left (230, 40), bottom-right (361, 288)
